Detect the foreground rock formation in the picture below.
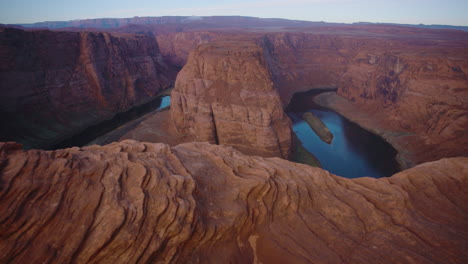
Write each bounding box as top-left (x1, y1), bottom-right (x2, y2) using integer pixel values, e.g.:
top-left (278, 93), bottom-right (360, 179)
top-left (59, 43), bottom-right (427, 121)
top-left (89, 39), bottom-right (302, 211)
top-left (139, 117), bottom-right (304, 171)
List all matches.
top-left (0, 27), bottom-right (171, 149)
top-left (171, 42), bottom-right (292, 158)
top-left (0, 140), bottom-right (466, 263)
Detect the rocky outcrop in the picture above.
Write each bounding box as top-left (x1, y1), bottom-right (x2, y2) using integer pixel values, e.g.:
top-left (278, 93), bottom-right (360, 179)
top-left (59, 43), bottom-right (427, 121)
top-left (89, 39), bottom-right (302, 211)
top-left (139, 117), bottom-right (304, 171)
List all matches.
top-left (0, 27), bottom-right (171, 149)
top-left (171, 41), bottom-right (292, 158)
top-left (0, 140), bottom-right (467, 263)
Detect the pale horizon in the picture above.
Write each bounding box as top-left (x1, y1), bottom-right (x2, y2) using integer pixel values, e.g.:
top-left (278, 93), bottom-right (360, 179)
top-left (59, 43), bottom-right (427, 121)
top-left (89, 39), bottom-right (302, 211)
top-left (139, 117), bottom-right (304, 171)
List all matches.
top-left (1, 0), bottom-right (468, 27)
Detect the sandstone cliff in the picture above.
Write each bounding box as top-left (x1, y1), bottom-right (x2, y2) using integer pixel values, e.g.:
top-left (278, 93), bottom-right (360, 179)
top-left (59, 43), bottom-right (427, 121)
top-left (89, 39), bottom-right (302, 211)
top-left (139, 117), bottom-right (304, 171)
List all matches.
top-left (0, 140), bottom-right (466, 263)
top-left (171, 42), bottom-right (292, 158)
top-left (259, 31), bottom-right (468, 167)
top-left (2, 23), bottom-right (466, 165)
top-left (335, 49), bottom-right (468, 166)
top-left (156, 31), bottom-right (219, 67)
top-left (0, 27), bottom-right (172, 149)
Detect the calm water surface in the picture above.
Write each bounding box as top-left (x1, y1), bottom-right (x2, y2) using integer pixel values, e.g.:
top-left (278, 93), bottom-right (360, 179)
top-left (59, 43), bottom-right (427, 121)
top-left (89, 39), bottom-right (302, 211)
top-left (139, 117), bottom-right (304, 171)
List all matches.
top-left (159, 96), bottom-right (171, 109)
top-left (288, 91), bottom-right (400, 178)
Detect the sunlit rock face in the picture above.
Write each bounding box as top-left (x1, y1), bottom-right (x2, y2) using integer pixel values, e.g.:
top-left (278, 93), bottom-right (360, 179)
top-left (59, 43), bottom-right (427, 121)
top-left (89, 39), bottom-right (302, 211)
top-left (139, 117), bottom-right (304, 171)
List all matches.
top-left (0, 140), bottom-right (467, 263)
top-left (0, 27), bottom-right (171, 149)
top-left (171, 41), bottom-right (292, 158)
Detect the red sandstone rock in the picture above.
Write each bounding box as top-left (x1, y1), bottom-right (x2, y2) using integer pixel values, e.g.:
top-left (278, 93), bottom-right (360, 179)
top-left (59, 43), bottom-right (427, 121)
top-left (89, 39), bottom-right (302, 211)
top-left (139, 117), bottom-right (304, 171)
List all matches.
top-left (335, 49), bottom-right (468, 166)
top-left (0, 27), bottom-right (172, 149)
top-left (170, 42), bottom-right (292, 158)
top-left (0, 140), bottom-right (466, 263)
top-left (2, 21), bottom-right (467, 166)
top-left (154, 29), bottom-right (468, 166)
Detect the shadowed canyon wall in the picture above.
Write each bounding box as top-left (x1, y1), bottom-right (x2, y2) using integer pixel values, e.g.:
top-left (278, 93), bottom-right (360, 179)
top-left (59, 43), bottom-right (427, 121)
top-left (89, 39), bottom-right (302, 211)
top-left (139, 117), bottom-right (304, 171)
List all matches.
top-left (0, 140), bottom-right (467, 263)
top-left (171, 42), bottom-right (292, 158)
top-left (0, 27), bottom-right (172, 149)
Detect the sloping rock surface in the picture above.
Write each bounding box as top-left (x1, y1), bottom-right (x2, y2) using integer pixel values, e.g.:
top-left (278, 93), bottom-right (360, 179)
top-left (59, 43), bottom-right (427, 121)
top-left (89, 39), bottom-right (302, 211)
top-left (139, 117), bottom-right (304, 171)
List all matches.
top-left (0, 140), bottom-right (467, 263)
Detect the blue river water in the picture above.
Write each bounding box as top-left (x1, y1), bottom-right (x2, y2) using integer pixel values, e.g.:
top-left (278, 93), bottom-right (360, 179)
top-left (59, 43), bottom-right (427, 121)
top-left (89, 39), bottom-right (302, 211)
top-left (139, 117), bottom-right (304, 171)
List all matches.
top-left (159, 96), bottom-right (171, 109)
top-left (288, 91), bottom-right (400, 178)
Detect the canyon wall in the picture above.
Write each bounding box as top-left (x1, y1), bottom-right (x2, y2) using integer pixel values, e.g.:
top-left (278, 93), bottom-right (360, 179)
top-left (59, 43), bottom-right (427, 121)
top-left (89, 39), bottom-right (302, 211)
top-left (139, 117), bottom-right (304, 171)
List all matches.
top-left (261, 31), bottom-right (468, 166)
top-left (171, 41), bottom-right (292, 158)
top-left (0, 27), bottom-right (172, 149)
top-left (156, 31), bottom-right (220, 67)
top-left (0, 140), bottom-right (467, 263)
top-left (1, 24), bottom-right (466, 163)
top-left (156, 29), bottom-right (468, 165)
top-left (335, 49), bottom-right (468, 166)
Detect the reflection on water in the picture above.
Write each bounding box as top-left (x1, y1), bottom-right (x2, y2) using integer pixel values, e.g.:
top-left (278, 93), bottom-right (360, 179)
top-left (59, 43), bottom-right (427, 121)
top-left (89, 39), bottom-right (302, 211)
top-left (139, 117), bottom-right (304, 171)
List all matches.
top-left (288, 90), bottom-right (399, 178)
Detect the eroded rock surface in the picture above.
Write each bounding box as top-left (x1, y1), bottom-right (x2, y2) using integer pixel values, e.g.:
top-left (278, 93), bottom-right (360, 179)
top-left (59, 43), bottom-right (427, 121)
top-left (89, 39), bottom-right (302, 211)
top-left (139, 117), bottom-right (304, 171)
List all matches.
top-left (0, 27), bottom-right (171, 149)
top-left (171, 42), bottom-right (292, 158)
top-left (0, 140), bottom-right (466, 263)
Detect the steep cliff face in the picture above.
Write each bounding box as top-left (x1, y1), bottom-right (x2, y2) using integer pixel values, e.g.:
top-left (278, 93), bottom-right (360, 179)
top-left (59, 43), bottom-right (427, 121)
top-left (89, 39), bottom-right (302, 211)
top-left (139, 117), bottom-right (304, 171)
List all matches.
top-left (0, 140), bottom-right (466, 263)
top-left (259, 33), bottom-right (350, 103)
top-left (0, 27), bottom-right (172, 149)
top-left (156, 31), bottom-right (219, 67)
top-left (171, 41), bottom-right (292, 158)
top-left (334, 47), bottom-right (468, 166)
top-left (262, 31), bottom-right (468, 166)
top-left (232, 32), bottom-right (468, 166)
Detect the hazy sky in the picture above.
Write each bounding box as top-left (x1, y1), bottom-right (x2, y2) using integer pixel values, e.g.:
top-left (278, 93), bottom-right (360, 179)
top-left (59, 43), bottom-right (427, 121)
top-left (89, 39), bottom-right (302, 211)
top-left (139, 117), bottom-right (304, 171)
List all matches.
top-left (1, 0), bottom-right (468, 26)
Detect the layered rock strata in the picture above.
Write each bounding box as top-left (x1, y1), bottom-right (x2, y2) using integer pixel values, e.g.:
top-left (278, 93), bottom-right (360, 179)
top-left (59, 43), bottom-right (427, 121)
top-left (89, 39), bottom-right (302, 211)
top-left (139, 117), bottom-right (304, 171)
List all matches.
top-left (335, 50), bottom-right (468, 166)
top-left (2, 24), bottom-right (466, 164)
top-left (0, 27), bottom-right (172, 149)
top-left (0, 140), bottom-right (467, 263)
top-left (171, 42), bottom-right (292, 158)
top-left (156, 29), bottom-right (468, 165)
